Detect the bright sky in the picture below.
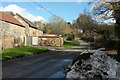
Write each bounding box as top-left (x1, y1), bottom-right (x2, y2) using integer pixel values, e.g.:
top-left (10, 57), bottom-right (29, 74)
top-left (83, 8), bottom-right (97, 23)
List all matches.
top-left (1, 2), bottom-right (92, 23)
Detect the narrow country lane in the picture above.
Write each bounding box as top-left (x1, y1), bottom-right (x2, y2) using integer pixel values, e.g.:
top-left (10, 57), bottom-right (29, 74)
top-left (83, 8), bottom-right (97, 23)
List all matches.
top-left (2, 40), bottom-right (90, 78)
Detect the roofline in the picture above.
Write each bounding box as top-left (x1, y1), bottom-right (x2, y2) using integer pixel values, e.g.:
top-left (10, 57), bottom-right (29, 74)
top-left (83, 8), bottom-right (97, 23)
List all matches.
top-left (0, 12), bottom-right (25, 27)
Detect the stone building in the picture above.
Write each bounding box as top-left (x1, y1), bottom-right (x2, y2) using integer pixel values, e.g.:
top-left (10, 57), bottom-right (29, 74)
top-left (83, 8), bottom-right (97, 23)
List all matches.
top-left (14, 13), bottom-right (43, 46)
top-left (0, 11), bottom-right (44, 49)
top-left (14, 13), bottom-right (43, 37)
top-left (0, 12), bottom-right (26, 49)
top-left (0, 11), bottom-right (64, 48)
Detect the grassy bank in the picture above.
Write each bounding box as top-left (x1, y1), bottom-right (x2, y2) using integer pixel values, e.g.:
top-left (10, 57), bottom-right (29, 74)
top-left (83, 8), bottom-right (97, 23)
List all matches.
top-left (63, 40), bottom-right (80, 47)
top-left (1, 46), bottom-right (49, 60)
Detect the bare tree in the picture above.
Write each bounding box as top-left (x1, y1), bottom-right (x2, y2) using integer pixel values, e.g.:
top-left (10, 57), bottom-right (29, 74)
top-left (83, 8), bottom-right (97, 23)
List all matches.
top-left (44, 15), bottom-right (72, 36)
top-left (76, 9), bottom-right (98, 34)
top-left (90, 0), bottom-right (120, 60)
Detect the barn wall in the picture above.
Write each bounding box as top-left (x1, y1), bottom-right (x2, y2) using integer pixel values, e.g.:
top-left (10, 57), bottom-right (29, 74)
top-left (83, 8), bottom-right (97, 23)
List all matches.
top-left (14, 15), bottom-right (30, 36)
top-left (29, 27), bottom-right (37, 37)
top-left (0, 20), bottom-right (25, 49)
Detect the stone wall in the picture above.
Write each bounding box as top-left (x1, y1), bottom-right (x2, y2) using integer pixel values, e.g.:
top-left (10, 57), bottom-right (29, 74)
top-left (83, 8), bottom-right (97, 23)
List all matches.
top-left (38, 36), bottom-right (63, 47)
top-left (0, 20), bottom-right (25, 49)
top-left (30, 27), bottom-right (38, 37)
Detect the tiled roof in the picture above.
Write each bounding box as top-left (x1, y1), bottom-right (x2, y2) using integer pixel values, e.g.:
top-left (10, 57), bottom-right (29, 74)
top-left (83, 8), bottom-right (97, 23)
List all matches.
top-left (16, 13), bottom-right (38, 29)
top-left (0, 12), bottom-right (25, 27)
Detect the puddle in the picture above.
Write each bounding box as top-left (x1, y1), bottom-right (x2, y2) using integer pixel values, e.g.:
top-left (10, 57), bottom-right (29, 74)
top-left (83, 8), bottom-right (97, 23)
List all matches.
top-left (48, 59), bottom-right (72, 78)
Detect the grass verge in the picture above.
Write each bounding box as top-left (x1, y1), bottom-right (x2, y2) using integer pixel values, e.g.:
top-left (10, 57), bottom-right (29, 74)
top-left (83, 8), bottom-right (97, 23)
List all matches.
top-left (63, 40), bottom-right (80, 47)
top-left (1, 46), bottom-right (49, 60)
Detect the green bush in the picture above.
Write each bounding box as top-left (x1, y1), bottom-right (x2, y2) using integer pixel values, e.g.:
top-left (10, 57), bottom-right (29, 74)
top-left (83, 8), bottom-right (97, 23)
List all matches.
top-left (67, 34), bottom-right (75, 41)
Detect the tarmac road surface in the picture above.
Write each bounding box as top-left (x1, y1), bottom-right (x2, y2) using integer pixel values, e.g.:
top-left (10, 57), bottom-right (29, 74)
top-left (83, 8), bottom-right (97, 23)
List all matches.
top-left (2, 40), bottom-right (90, 78)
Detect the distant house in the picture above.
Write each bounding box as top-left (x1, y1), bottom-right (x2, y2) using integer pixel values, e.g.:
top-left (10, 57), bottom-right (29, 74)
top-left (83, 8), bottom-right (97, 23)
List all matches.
top-left (0, 12), bottom-right (26, 49)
